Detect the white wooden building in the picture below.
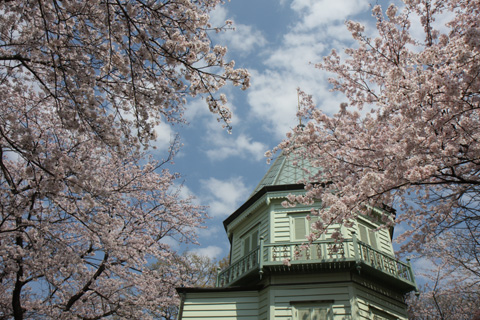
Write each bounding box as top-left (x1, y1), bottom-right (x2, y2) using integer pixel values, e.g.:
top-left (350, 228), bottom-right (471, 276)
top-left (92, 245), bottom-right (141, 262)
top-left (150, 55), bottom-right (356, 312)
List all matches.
top-left (176, 153), bottom-right (417, 320)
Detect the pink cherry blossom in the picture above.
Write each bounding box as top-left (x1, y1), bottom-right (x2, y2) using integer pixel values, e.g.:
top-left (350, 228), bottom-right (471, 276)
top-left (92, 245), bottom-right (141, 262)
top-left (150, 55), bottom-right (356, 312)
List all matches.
top-left (0, 1), bottom-right (249, 319)
top-left (275, 0), bottom-right (480, 316)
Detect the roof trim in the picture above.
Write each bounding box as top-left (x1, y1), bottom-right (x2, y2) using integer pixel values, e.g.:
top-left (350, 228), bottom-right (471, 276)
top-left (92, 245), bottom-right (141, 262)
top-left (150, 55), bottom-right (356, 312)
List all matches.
top-left (176, 284), bottom-right (265, 294)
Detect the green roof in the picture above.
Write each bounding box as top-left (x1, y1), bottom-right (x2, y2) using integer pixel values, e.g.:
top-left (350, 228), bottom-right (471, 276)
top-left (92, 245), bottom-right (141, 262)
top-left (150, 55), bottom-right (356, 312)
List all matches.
top-left (250, 152), bottom-right (318, 197)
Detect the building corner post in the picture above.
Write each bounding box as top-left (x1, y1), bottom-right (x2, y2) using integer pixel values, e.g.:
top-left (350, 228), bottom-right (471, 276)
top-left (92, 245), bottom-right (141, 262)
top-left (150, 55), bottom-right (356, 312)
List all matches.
top-left (352, 231), bottom-right (361, 274)
top-left (215, 267), bottom-right (222, 288)
top-left (259, 236), bottom-right (265, 279)
top-left (176, 292), bottom-right (186, 320)
top-left (407, 258), bottom-right (419, 296)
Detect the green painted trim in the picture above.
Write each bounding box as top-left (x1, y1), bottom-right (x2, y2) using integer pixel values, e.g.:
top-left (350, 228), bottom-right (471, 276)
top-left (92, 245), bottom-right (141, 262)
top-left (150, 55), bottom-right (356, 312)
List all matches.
top-left (176, 284), bottom-right (264, 294)
top-left (223, 184), bottom-right (306, 230)
top-left (217, 239), bottom-right (416, 293)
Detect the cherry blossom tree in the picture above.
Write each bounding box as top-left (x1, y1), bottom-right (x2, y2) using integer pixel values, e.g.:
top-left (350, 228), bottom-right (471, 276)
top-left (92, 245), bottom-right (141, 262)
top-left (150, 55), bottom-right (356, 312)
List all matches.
top-left (152, 254), bottom-right (229, 320)
top-left (273, 0), bottom-right (480, 316)
top-left (407, 265), bottom-right (480, 319)
top-left (406, 226), bottom-right (480, 319)
top-left (0, 0), bottom-right (249, 319)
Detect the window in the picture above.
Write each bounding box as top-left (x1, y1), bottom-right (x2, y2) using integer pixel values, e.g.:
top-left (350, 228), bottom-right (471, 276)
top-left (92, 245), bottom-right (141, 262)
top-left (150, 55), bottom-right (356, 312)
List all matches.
top-left (292, 215), bottom-right (321, 241)
top-left (297, 307), bottom-right (327, 320)
top-left (358, 221), bottom-right (378, 250)
top-left (293, 303), bottom-right (332, 320)
top-left (291, 215), bottom-right (326, 260)
top-left (242, 228), bottom-right (259, 256)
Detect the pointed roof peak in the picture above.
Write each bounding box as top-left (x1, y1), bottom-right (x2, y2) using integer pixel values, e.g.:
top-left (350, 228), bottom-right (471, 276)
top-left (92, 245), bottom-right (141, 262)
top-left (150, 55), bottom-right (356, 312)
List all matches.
top-left (249, 151), bottom-right (316, 198)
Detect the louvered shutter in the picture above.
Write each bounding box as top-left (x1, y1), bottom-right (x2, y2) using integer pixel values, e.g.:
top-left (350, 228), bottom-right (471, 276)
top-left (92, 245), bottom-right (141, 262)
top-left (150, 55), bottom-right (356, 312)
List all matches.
top-left (298, 309), bottom-right (310, 320)
top-left (251, 230), bottom-right (259, 250)
top-left (311, 307), bottom-right (328, 320)
top-left (296, 307), bottom-right (328, 320)
top-left (368, 229), bottom-right (378, 250)
top-left (294, 217), bottom-right (307, 240)
top-left (358, 224), bottom-right (368, 244)
top-left (243, 236), bottom-right (250, 255)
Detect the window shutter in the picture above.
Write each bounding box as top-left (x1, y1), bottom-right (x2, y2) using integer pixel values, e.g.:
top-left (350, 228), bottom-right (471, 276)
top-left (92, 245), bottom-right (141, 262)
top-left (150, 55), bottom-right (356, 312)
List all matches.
top-left (359, 221), bottom-right (379, 250)
top-left (294, 217), bottom-right (307, 240)
top-left (243, 236), bottom-right (250, 255)
top-left (251, 230), bottom-right (259, 251)
top-left (298, 309), bottom-right (310, 320)
top-left (311, 308), bottom-right (328, 320)
top-left (358, 224), bottom-right (368, 244)
top-left (296, 307), bottom-right (328, 320)
top-left (369, 229), bottom-right (378, 250)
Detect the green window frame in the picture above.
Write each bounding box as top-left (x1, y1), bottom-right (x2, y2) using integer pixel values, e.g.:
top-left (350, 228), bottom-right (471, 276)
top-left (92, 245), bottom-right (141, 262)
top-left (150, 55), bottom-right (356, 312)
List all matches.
top-left (358, 220), bottom-right (378, 250)
top-left (242, 228), bottom-right (259, 256)
top-left (292, 215), bottom-right (322, 241)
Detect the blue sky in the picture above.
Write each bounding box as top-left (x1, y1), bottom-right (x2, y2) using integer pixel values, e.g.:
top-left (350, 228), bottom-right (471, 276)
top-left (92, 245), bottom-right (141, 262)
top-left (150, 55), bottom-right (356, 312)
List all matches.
top-left (155, 0), bottom-right (432, 266)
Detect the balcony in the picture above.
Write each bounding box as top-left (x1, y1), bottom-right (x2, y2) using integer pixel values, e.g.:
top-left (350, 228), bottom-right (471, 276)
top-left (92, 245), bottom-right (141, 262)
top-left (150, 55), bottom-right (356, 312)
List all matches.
top-left (216, 237), bottom-right (417, 294)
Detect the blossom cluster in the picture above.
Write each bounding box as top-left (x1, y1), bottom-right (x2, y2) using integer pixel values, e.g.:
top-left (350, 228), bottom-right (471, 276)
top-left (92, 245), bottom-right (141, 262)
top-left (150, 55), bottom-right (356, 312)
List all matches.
top-left (275, 0), bottom-right (480, 315)
top-left (0, 0), bottom-right (249, 318)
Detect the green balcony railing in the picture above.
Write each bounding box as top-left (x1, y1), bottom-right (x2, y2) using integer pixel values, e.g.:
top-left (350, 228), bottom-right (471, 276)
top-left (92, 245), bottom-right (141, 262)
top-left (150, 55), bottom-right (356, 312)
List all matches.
top-left (357, 241), bottom-right (415, 283)
top-left (266, 239), bottom-right (351, 263)
top-left (216, 248), bottom-right (259, 287)
top-left (216, 236), bottom-right (417, 289)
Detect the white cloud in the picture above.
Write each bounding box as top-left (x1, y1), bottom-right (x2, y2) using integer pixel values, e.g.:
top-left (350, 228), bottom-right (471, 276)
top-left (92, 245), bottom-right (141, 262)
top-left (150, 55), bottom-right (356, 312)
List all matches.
top-left (188, 245), bottom-right (224, 260)
top-left (222, 23), bottom-right (268, 55)
top-left (174, 183), bottom-right (202, 207)
top-left (184, 85), bottom-right (240, 127)
top-left (193, 1), bottom-right (370, 144)
top-left (246, 67), bottom-right (345, 139)
top-left (151, 121), bottom-right (176, 153)
top-left (183, 89), bottom-right (267, 163)
top-left (159, 236), bottom-right (180, 250)
top-left (210, 6), bottom-right (267, 55)
top-left (265, 42), bottom-right (325, 73)
top-left (183, 98), bottom-right (212, 123)
top-left (234, 0), bottom-right (378, 138)
top-left (200, 177), bottom-right (250, 217)
top-left (406, 2), bottom-right (455, 47)
top-left (209, 5), bottom-right (230, 28)
top-left (291, 0), bottom-right (370, 30)
top-left (205, 133), bottom-right (267, 162)
top-left (246, 70), bottom-right (299, 138)
top-left (196, 224), bottom-right (223, 239)
top-left (325, 22), bottom-right (359, 42)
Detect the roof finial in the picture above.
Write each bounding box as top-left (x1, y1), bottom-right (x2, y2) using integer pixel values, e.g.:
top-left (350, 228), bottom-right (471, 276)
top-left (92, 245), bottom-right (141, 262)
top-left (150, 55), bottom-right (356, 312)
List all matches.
top-left (297, 88), bottom-right (304, 129)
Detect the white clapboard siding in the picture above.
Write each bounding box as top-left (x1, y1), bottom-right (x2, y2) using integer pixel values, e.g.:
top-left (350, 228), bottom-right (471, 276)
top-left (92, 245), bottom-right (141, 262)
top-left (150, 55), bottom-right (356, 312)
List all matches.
top-left (354, 284), bottom-right (409, 320)
top-left (273, 211), bottom-right (290, 243)
top-left (230, 206), bottom-right (269, 263)
top-left (258, 287), bottom-right (269, 320)
top-left (182, 291), bottom-right (259, 319)
top-left (271, 284), bottom-right (351, 319)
